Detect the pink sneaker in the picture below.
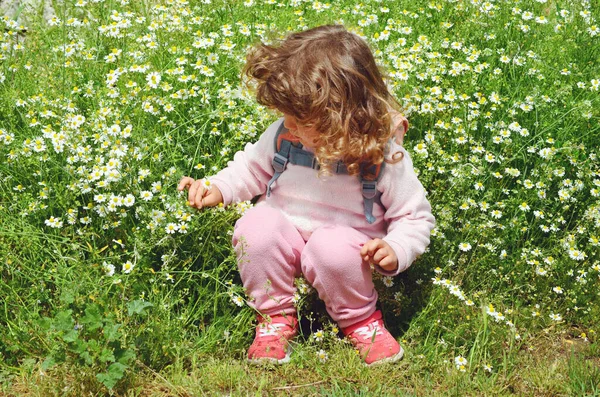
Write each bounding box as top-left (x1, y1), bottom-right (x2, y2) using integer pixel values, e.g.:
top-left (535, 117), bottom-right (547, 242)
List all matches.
top-left (247, 314), bottom-right (298, 364)
top-left (342, 310), bottom-right (404, 365)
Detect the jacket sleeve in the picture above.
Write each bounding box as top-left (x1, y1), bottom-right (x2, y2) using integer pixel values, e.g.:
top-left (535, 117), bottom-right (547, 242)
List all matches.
top-left (378, 146), bottom-right (435, 276)
top-left (208, 118), bottom-right (281, 205)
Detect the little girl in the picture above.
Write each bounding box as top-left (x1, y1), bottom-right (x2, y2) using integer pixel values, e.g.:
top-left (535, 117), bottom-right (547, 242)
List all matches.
top-left (178, 25), bottom-right (435, 365)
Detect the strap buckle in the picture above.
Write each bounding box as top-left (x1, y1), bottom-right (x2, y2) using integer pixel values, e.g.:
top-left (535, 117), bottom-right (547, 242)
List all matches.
top-left (311, 156), bottom-right (320, 170)
top-left (272, 153), bottom-right (289, 173)
top-left (361, 180), bottom-right (377, 199)
top-left (334, 161), bottom-right (348, 174)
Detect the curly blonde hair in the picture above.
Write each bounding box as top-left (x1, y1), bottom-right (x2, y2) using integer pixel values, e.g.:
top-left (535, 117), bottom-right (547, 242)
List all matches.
top-left (242, 24), bottom-right (406, 179)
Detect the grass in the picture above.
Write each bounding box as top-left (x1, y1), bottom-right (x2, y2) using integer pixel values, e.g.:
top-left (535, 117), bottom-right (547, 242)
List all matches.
top-left (1, 0), bottom-right (600, 394)
top-left (5, 336), bottom-right (599, 396)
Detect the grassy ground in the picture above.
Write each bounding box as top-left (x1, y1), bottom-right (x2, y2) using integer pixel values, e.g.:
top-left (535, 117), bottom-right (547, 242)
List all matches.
top-left (5, 335), bottom-right (600, 395)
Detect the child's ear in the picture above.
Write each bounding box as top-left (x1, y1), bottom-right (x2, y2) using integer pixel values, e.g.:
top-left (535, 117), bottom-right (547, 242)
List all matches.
top-left (390, 111), bottom-right (408, 145)
top-left (397, 117), bottom-right (408, 143)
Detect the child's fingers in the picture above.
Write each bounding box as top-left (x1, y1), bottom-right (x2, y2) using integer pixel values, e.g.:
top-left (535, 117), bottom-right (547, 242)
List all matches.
top-left (361, 239), bottom-right (398, 271)
top-left (360, 239), bottom-right (385, 261)
top-left (378, 256), bottom-right (397, 271)
top-left (359, 240), bottom-right (374, 258)
top-left (372, 247), bottom-right (388, 264)
top-left (195, 184), bottom-right (209, 208)
top-left (181, 179), bottom-right (222, 209)
top-left (178, 176), bottom-right (195, 191)
top-left (201, 187), bottom-right (223, 207)
top-left (188, 180), bottom-right (206, 207)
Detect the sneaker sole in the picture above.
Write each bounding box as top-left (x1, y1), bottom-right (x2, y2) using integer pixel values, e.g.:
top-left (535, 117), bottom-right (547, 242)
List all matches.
top-left (247, 345), bottom-right (292, 365)
top-left (365, 346), bottom-right (404, 366)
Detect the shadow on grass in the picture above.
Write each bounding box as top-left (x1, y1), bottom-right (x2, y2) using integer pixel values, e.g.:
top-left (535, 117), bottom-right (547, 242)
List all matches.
top-left (295, 257), bottom-right (435, 342)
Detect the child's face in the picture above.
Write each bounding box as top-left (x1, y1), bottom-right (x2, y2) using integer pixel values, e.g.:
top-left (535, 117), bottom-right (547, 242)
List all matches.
top-left (283, 113), bottom-right (319, 148)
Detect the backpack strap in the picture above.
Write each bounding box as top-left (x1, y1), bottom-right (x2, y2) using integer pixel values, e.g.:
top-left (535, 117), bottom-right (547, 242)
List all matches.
top-left (289, 145), bottom-right (319, 169)
top-left (267, 120), bottom-right (345, 195)
top-left (289, 147), bottom-right (347, 173)
top-left (266, 120), bottom-right (290, 197)
top-left (267, 119), bottom-right (385, 224)
top-left (360, 163), bottom-right (384, 224)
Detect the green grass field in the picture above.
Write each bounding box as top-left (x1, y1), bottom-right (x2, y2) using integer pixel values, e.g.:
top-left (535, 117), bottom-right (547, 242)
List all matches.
top-left (1, 0), bottom-right (599, 395)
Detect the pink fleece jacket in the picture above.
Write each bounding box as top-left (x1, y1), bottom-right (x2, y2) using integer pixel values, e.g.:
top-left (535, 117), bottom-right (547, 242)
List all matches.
top-left (209, 117), bottom-right (435, 276)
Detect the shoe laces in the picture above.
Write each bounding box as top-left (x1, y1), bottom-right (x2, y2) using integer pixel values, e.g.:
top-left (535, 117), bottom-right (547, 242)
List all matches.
top-left (352, 320), bottom-right (384, 341)
top-left (257, 322), bottom-right (290, 338)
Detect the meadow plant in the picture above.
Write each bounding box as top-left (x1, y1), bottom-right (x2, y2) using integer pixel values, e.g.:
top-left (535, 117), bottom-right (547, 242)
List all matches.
top-left (0, 0), bottom-right (598, 392)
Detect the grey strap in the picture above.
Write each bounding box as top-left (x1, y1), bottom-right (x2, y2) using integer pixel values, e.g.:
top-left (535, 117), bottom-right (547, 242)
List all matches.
top-left (360, 163), bottom-right (385, 224)
top-left (362, 180), bottom-right (377, 224)
top-left (267, 139), bottom-right (292, 197)
top-left (288, 146), bottom-right (347, 173)
top-left (289, 146), bottom-right (319, 169)
top-left (268, 119), bottom-right (385, 223)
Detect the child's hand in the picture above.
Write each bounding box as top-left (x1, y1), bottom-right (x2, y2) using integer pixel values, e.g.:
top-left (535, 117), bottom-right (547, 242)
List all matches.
top-left (177, 177), bottom-right (224, 209)
top-left (360, 239), bottom-right (398, 272)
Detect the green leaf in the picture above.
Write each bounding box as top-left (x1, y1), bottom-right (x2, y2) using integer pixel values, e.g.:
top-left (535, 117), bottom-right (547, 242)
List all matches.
top-left (126, 300), bottom-right (153, 316)
top-left (104, 323), bottom-right (122, 342)
top-left (59, 289), bottom-right (74, 305)
top-left (80, 304), bottom-right (103, 331)
top-left (116, 349), bottom-right (136, 365)
top-left (41, 356), bottom-right (56, 371)
top-left (87, 338), bottom-right (101, 354)
top-left (71, 338), bottom-right (88, 354)
top-left (21, 358), bottom-right (36, 370)
top-left (53, 310), bottom-right (74, 332)
top-left (80, 351), bottom-right (93, 365)
top-left (37, 317), bottom-right (52, 332)
top-left (96, 362), bottom-right (127, 390)
top-left (99, 347), bottom-right (115, 363)
top-left (62, 329), bottom-right (78, 343)
top-left (108, 362), bottom-right (127, 376)
top-left (96, 372), bottom-right (119, 390)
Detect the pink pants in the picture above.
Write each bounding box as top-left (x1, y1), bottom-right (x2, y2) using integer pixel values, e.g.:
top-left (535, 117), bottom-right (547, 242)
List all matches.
top-left (232, 206), bottom-right (378, 329)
